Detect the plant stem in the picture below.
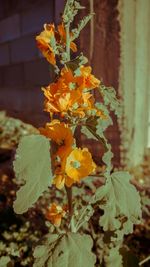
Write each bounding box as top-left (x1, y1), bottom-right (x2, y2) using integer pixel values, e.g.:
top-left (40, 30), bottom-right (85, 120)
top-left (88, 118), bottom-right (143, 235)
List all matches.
top-left (65, 186), bottom-right (76, 232)
top-left (65, 23), bottom-right (71, 61)
top-left (65, 186), bottom-right (73, 218)
top-left (139, 255), bottom-right (150, 266)
top-left (65, 19), bottom-right (76, 232)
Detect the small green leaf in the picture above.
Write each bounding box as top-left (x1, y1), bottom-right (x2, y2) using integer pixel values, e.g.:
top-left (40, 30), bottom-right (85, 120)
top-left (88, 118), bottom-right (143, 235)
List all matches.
top-left (99, 85), bottom-right (122, 118)
top-left (95, 103), bottom-right (113, 134)
top-left (81, 125), bottom-right (97, 140)
top-left (98, 171), bottom-right (142, 234)
top-left (71, 14), bottom-right (94, 41)
top-left (0, 256), bottom-right (11, 267)
top-left (102, 150), bottom-right (113, 177)
top-left (13, 134), bottom-right (52, 214)
top-left (105, 246), bottom-right (123, 267)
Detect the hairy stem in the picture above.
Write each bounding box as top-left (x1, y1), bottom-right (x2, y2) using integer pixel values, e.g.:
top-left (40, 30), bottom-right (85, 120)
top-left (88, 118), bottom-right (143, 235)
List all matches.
top-left (65, 186), bottom-right (73, 219)
top-left (65, 18), bottom-right (76, 232)
top-left (65, 23), bottom-right (71, 61)
top-left (65, 186), bottom-right (76, 232)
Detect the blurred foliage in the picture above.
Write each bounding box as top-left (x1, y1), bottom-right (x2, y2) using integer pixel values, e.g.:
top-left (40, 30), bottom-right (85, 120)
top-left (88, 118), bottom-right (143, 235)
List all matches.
top-left (0, 111), bottom-right (38, 149)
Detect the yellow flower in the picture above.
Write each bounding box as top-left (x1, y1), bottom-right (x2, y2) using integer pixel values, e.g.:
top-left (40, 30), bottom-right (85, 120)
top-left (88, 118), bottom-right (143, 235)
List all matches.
top-left (46, 203), bottom-right (66, 227)
top-left (36, 24), bottom-right (56, 65)
top-left (53, 148), bottom-right (96, 189)
top-left (53, 173), bottom-right (74, 189)
top-left (65, 148), bottom-right (96, 182)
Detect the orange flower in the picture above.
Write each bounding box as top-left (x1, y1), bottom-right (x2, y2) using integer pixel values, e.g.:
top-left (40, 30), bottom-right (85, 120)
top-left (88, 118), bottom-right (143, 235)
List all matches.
top-left (57, 23), bottom-right (77, 52)
top-left (46, 203), bottom-right (66, 227)
top-left (75, 66), bottom-right (100, 90)
top-left (36, 23), bottom-right (77, 64)
top-left (42, 76), bottom-right (82, 115)
top-left (36, 24), bottom-right (56, 65)
top-left (39, 120), bottom-right (74, 159)
top-left (53, 148), bottom-right (96, 189)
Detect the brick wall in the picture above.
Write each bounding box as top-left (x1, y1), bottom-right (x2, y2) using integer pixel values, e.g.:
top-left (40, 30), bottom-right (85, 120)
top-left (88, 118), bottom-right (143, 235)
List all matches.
top-left (0, 0), bottom-right (65, 126)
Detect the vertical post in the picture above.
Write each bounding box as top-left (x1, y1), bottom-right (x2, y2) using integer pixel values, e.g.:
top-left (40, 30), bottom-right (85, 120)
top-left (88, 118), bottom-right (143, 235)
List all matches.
top-left (119, 0), bottom-right (150, 166)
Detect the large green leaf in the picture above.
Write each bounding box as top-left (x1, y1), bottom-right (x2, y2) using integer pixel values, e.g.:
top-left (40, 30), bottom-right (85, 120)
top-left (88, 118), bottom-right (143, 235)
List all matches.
top-left (33, 233), bottom-right (96, 267)
top-left (94, 171), bottom-right (141, 234)
top-left (33, 234), bottom-right (59, 267)
top-left (13, 134), bottom-right (52, 214)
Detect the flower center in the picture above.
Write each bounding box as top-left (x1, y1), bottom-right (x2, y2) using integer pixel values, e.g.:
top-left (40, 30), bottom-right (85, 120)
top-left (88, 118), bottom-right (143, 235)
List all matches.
top-left (71, 160), bottom-right (81, 169)
top-left (69, 82), bottom-right (76, 90)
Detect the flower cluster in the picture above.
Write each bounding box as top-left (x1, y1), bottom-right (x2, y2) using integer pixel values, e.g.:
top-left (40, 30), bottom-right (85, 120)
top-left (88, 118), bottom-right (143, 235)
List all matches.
top-left (36, 9), bottom-right (105, 226)
top-left (39, 120), bottom-right (96, 189)
top-left (42, 66), bottom-right (104, 118)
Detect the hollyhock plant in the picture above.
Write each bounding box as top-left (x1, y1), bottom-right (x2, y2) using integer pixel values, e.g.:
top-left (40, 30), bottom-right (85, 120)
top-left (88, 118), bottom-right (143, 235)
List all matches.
top-left (12, 1), bottom-right (141, 267)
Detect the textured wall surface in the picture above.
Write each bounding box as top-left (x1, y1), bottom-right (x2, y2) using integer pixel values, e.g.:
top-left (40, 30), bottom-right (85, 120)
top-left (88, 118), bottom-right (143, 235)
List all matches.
top-left (77, 0), bottom-right (120, 166)
top-left (119, 0), bottom-right (150, 167)
top-left (0, 0), bottom-right (64, 126)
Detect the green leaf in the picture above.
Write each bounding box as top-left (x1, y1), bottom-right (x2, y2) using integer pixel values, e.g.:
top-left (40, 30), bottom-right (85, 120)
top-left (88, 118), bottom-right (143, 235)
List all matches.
top-left (83, 116), bottom-right (108, 150)
top-left (81, 125), bottom-right (97, 141)
top-left (92, 183), bottom-right (108, 204)
top-left (66, 53), bottom-right (88, 71)
top-left (102, 150), bottom-right (113, 177)
top-left (105, 246), bottom-right (123, 267)
top-left (33, 233), bottom-right (96, 267)
top-left (13, 134), bottom-right (52, 214)
top-left (82, 114), bottom-right (114, 176)
top-left (63, 0), bottom-right (83, 24)
top-left (33, 234), bottom-right (59, 267)
top-left (95, 103), bottom-right (113, 134)
top-left (81, 104), bottom-right (112, 142)
top-left (99, 85), bottom-right (122, 118)
top-left (71, 14), bottom-right (94, 41)
top-left (97, 171), bottom-right (141, 234)
top-left (0, 256), bottom-right (11, 267)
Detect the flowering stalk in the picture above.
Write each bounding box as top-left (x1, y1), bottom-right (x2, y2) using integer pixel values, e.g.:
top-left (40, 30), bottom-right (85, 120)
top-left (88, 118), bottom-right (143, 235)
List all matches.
top-left (64, 17), bottom-right (74, 231)
top-left (12, 1), bottom-right (142, 266)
